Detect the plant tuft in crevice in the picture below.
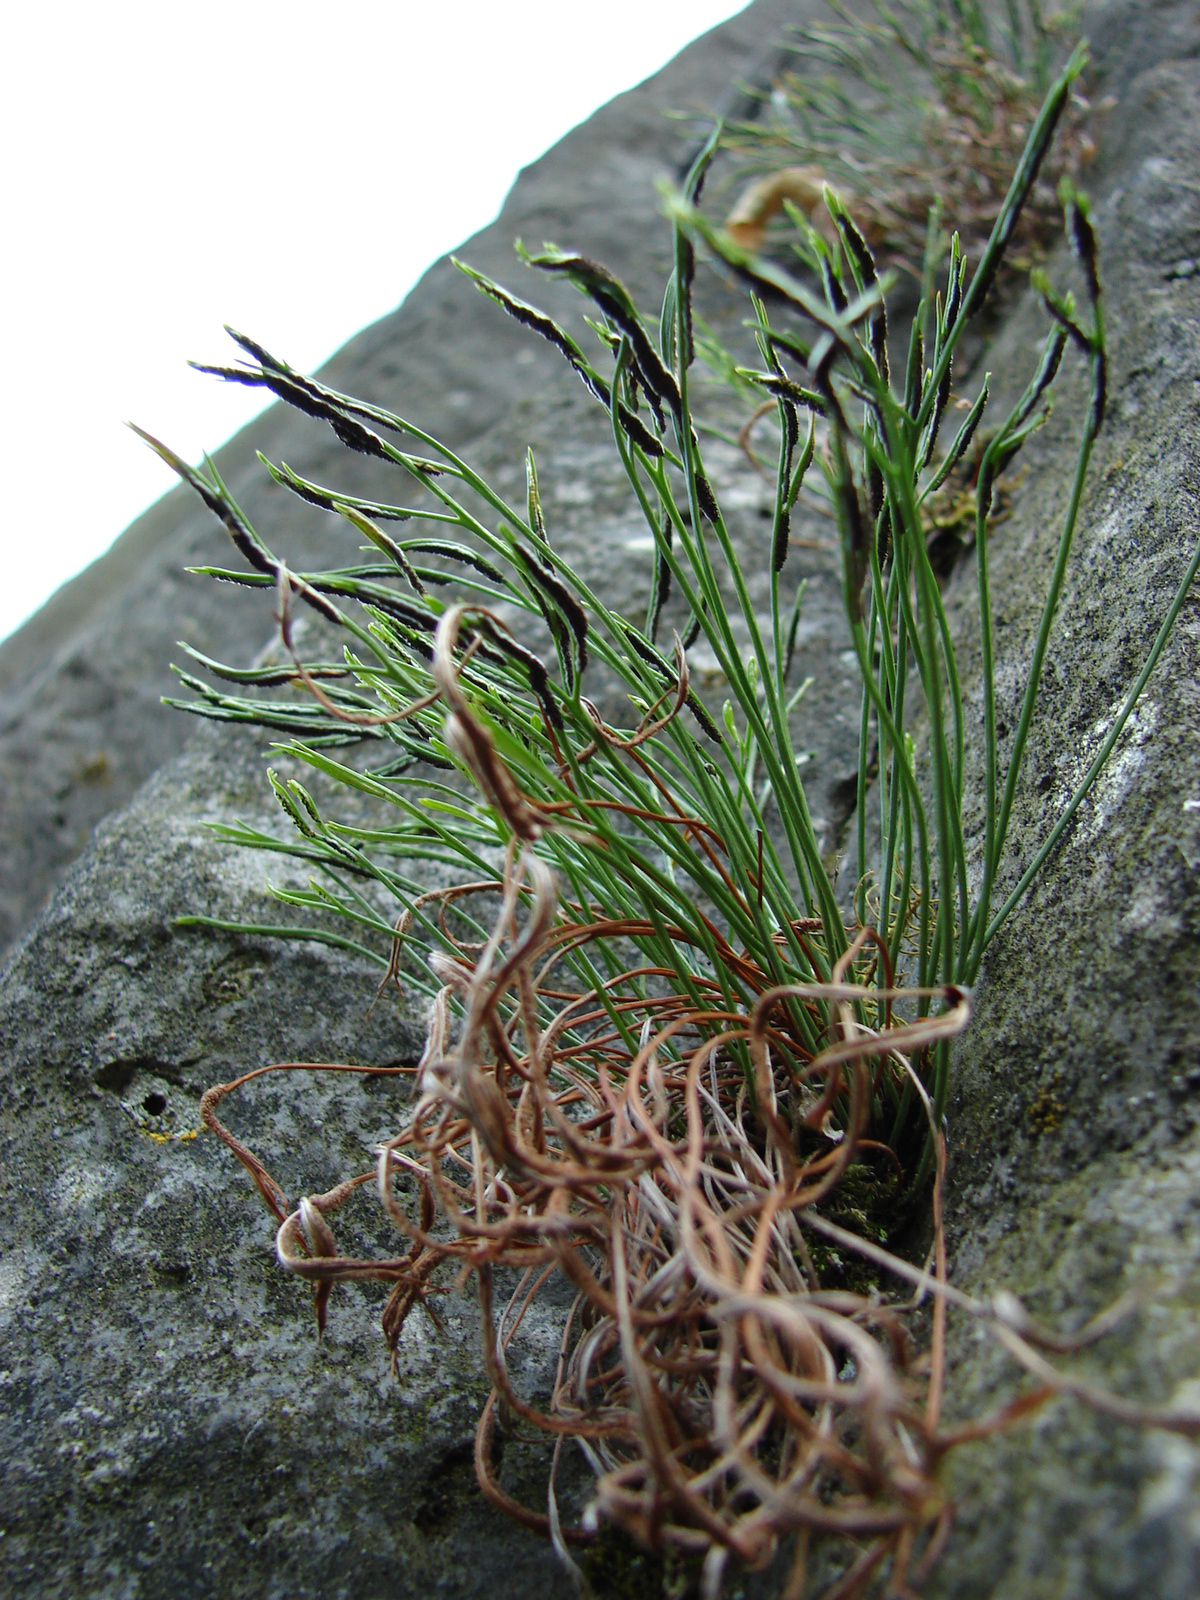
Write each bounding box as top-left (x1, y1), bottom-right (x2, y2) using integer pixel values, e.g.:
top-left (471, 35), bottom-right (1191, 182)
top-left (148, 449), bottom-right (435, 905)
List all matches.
top-left (143, 31), bottom-right (1200, 1599)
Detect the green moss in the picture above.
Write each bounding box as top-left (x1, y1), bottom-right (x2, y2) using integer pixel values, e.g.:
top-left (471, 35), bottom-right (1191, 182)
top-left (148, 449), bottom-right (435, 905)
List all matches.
top-left (1027, 1081), bottom-right (1066, 1134)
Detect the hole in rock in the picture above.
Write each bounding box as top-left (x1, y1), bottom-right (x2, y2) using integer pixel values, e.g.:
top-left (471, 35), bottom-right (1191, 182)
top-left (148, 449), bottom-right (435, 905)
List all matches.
top-left (142, 1091), bottom-right (168, 1116)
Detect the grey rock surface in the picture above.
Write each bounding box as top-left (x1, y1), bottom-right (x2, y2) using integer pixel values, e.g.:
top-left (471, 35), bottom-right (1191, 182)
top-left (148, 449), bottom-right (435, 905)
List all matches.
top-left (3, 1), bottom-right (1200, 1597)
top-left (926, 3), bottom-right (1200, 1593)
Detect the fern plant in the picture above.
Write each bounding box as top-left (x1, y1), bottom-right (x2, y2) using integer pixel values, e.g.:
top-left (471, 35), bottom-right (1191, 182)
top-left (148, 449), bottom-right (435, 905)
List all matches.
top-left (717, 0), bottom-right (1097, 300)
top-left (138, 38), bottom-right (1200, 1598)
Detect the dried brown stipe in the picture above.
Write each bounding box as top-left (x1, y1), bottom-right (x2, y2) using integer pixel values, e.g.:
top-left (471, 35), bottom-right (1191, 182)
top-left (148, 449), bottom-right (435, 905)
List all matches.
top-left (199, 612), bottom-right (1200, 1598)
top-left (725, 166), bottom-right (845, 252)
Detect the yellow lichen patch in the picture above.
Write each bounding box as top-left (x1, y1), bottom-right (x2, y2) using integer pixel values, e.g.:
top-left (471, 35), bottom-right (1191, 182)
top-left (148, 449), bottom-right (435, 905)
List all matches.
top-left (142, 1126), bottom-right (201, 1145)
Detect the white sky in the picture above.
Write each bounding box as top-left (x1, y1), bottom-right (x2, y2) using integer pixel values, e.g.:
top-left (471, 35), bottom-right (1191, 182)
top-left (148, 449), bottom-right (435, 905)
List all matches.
top-left (0, 0), bottom-right (747, 644)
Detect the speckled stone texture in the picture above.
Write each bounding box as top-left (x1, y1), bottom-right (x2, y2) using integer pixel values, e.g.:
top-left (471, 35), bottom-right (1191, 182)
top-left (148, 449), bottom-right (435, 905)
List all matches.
top-left (2, 1), bottom-right (1199, 1596)
top-left (926, 3), bottom-right (1200, 1594)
